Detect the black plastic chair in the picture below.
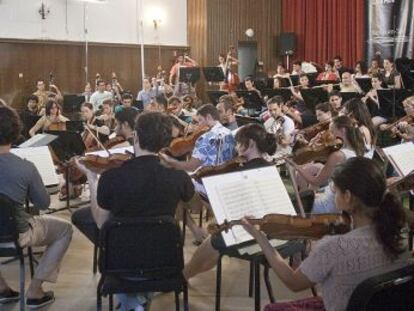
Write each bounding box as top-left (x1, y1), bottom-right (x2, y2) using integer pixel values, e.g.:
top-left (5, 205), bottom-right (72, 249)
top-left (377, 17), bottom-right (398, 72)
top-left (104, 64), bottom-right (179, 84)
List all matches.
top-left (346, 263), bottom-right (414, 311)
top-left (0, 194), bottom-right (31, 311)
top-left (96, 215), bottom-right (189, 311)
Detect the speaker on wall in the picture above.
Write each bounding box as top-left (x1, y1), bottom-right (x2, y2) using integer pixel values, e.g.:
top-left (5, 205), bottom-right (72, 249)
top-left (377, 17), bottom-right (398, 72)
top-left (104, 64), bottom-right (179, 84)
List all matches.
top-left (279, 32), bottom-right (296, 56)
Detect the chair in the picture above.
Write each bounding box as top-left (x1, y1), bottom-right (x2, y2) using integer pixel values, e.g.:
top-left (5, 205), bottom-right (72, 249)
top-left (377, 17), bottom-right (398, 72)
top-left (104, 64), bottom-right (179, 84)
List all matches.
top-left (215, 239), bottom-right (305, 311)
top-left (346, 263), bottom-right (414, 311)
top-left (96, 215), bottom-right (189, 311)
top-left (0, 194), bottom-right (31, 311)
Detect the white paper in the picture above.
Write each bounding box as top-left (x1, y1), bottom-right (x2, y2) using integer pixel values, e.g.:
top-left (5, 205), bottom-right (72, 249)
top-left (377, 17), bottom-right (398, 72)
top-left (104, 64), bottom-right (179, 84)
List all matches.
top-left (11, 146), bottom-right (59, 186)
top-left (85, 146), bottom-right (134, 158)
top-left (203, 166), bottom-right (296, 247)
top-left (18, 133), bottom-right (57, 148)
top-left (383, 142), bottom-right (414, 176)
top-left (238, 239), bottom-right (287, 256)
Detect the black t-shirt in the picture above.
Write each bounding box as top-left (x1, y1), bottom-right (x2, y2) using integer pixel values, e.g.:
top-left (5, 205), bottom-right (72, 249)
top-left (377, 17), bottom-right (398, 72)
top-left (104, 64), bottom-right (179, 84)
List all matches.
top-left (97, 155), bottom-right (194, 217)
top-left (238, 157), bottom-right (271, 171)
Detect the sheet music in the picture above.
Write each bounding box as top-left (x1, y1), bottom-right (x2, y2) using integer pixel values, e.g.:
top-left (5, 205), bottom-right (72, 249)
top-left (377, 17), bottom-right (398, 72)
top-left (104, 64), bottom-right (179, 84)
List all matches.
top-left (383, 142), bottom-right (414, 176)
top-left (203, 166), bottom-right (296, 247)
top-left (238, 239), bottom-right (287, 256)
top-left (11, 146), bottom-right (59, 186)
top-left (18, 133), bottom-right (57, 148)
top-left (85, 146), bottom-right (133, 157)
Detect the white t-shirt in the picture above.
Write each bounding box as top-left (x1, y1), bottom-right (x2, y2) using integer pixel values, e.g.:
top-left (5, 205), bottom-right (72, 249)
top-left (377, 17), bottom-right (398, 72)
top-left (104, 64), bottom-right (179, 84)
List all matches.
top-left (90, 91), bottom-right (113, 110)
top-left (264, 115), bottom-right (295, 138)
top-left (300, 225), bottom-right (410, 311)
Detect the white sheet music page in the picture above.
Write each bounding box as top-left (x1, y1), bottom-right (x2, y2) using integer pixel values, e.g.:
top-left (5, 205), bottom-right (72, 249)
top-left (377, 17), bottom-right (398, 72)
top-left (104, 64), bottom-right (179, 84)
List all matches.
top-left (383, 142), bottom-right (414, 176)
top-left (11, 146), bottom-right (59, 186)
top-left (203, 166), bottom-right (296, 247)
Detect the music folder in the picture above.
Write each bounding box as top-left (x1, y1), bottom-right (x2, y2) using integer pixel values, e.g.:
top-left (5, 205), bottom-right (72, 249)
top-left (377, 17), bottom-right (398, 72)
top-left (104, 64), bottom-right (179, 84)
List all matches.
top-left (377, 89), bottom-right (413, 120)
top-left (235, 90), bottom-right (264, 112)
top-left (63, 94), bottom-right (85, 113)
top-left (300, 88), bottom-right (328, 112)
top-left (179, 67), bottom-right (201, 84)
top-left (45, 130), bottom-right (86, 162)
top-left (207, 91), bottom-right (228, 105)
top-left (202, 67), bottom-right (225, 82)
top-left (19, 133), bottom-right (57, 148)
top-left (340, 92), bottom-right (361, 103)
top-left (355, 78), bottom-right (372, 94)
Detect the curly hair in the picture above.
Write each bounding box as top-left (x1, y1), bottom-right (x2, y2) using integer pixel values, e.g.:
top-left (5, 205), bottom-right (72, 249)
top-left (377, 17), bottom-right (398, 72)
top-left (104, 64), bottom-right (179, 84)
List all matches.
top-left (0, 105), bottom-right (22, 145)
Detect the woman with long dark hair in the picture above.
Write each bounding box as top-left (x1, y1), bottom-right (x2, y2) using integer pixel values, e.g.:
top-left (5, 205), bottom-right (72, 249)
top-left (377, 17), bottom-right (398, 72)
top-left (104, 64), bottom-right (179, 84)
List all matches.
top-left (243, 157), bottom-right (409, 311)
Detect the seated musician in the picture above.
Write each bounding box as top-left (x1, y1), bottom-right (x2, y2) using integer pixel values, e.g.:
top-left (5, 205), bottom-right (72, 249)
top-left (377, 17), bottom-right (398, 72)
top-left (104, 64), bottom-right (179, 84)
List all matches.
top-left (336, 72), bottom-right (362, 93)
top-left (96, 99), bottom-right (116, 131)
top-left (183, 123), bottom-right (278, 280)
top-left (316, 61), bottom-right (338, 81)
top-left (90, 79), bottom-right (113, 111)
top-left (20, 95), bottom-right (40, 139)
top-left (114, 92), bottom-right (138, 114)
top-left (340, 98), bottom-right (377, 157)
top-left (273, 63), bottom-right (290, 79)
top-left (361, 73), bottom-right (387, 128)
top-left (328, 90), bottom-right (343, 115)
top-left (168, 96), bottom-right (192, 124)
top-left (291, 61), bottom-right (303, 76)
top-left (29, 99), bottom-right (69, 137)
top-left (368, 57), bottom-right (383, 76)
top-left (263, 96), bottom-right (295, 158)
top-left (144, 94), bottom-right (168, 112)
top-left (390, 96), bottom-right (414, 142)
top-left (182, 94), bottom-right (198, 116)
top-left (352, 60), bottom-right (370, 79)
top-left (113, 107), bottom-right (139, 147)
top-left (244, 76), bottom-right (262, 98)
top-left (0, 105), bottom-right (72, 308)
top-left (216, 95), bottom-right (239, 131)
top-left (242, 157), bottom-right (410, 311)
top-left (72, 112), bottom-right (194, 310)
top-left (81, 102), bottom-right (110, 148)
top-left (314, 102), bottom-right (332, 124)
top-left (289, 116), bottom-right (366, 213)
top-left (383, 58), bottom-right (402, 89)
top-left (290, 74), bottom-right (310, 102)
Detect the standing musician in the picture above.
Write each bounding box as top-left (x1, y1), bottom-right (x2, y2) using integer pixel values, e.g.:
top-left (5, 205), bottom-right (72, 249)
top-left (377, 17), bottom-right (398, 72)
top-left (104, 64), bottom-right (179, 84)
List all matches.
top-left (72, 112), bottom-right (195, 310)
top-left (218, 48), bottom-right (240, 91)
top-left (216, 95), bottom-right (239, 131)
top-left (242, 157), bottom-right (410, 311)
top-left (90, 79), bottom-right (113, 111)
top-left (0, 105), bottom-right (72, 308)
top-left (81, 102), bottom-right (110, 150)
top-left (33, 79), bottom-right (63, 115)
top-left (289, 116), bottom-right (366, 213)
top-left (29, 100), bottom-right (69, 137)
top-left (183, 124), bottom-right (278, 280)
top-left (169, 53), bottom-right (198, 97)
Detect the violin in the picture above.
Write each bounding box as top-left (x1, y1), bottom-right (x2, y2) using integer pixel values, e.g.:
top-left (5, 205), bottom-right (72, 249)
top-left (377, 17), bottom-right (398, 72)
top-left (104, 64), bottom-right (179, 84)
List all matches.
top-left (388, 172), bottom-right (414, 192)
top-left (79, 153), bottom-right (132, 174)
top-left (382, 113), bottom-right (414, 137)
top-left (190, 157), bottom-right (246, 183)
top-left (208, 213), bottom-right (351, 240)
top-left (163, 125), bottom-right (210, 158)
top-left (47, 122), bottom-right (67, 131)
top-left (296, 119), bottom-right (331, 142)
top-left (103, 136), bottom-right (127, 149)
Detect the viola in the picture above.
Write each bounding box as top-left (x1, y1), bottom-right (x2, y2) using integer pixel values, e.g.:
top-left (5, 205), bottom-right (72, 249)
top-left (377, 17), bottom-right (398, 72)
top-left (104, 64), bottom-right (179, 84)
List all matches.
top-left (79, 153), bottom-right (132, 173)
top-left (388, 172), bottom-right (414, 192)
top-left (296, 119), bottom-right (331, 142)
top-left (190, 157), bottom-right (246, 183)
top-left (163, 125), bottom-right (210, 158)
top-left (208, 213), bottom-right (351, 240)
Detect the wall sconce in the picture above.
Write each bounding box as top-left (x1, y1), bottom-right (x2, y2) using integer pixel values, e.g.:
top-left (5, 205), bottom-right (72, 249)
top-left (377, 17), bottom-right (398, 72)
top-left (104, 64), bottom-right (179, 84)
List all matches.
top-left (148, 6), bottom-right (165, 30)
top-left (38, 2), bottom-right (50, 20)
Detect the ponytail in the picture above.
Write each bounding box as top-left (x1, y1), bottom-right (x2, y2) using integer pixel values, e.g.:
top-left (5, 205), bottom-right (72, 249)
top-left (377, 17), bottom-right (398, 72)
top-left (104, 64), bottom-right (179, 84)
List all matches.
top-left (235, 124), bottom-right (277, 155)
top-left (264, 132), bottom-right (277, 156)
top-left (374, 192), bottom-right (406, 260)
top-left (333, 115), bottom-right (366, 156)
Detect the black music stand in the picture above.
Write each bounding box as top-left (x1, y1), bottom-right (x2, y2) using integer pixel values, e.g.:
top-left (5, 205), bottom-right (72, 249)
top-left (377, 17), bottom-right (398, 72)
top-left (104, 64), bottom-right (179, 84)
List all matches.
top-left (133, 100), bottom-right (144, 111)
top-left (202, 67), bottom-right (226, 82)
top-left (314, 80), bottom-right (338, 86)
top-left (179, 67), bottom-right (201, 84)
top-left (63, 94), bottom-right (85, 114)
top-left (377, 89), bottom-right (413, 120)
top-left (235, 90), bottom-right (264, 115)
top-left (45, 130), bottom-right (86, 213)
top-left (340, 92), bottom-right (361, 104)
top-left (65, 121), bottom-right (84, 133)
top-left (355, 78), bottom-right (372, 94)
top-left (290, 75), bottom-right (299, 86)
top-left (307, 72), bottom-right (318, 87)
top-left (207, 91), bottom-right (228, 105)
top-left (300, 88), bottom-right (328, 112)
top-left (262, 89), bottom-right (292, 102)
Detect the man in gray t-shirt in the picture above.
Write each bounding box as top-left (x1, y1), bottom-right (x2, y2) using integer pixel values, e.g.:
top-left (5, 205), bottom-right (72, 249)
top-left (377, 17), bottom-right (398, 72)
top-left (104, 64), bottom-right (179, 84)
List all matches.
top-left (90, 79), bottom-right (113, 110)
top-left (0, 105), bottom-right (72, 308)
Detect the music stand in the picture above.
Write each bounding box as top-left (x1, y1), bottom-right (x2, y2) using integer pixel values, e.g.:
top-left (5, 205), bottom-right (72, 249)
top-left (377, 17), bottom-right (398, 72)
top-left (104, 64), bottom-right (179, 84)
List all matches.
top-left (179, 67), bottom-right (201, 84)
top-left (314, 80), bottom-right (338, 86)
top-left (235, 90), bottom-right (264, 114)
top-left (340, 92), bottom-right (361, 104)
top-left (377, 89), bottom-right (413, 120)
top-left (133, 100), bottom-right (144, 111)
top-left (65, 121), bottom-right (84, 133)
top-left (307, 72), bottom-right (318, 87)
top-left (300, 88), bottom-right (328, 112)
top-left (355, 78), bottom-right (372, 94)
top-left (290, 75), bottom-right (299, 86)
top-left (63, 94), bottom-right (85, 114)
top-left (202, 67), bottom-right (225, 82)
top-left (262, 89), bottom-right (292, 102)
top-left (207, 91), bottom-right (228, 105)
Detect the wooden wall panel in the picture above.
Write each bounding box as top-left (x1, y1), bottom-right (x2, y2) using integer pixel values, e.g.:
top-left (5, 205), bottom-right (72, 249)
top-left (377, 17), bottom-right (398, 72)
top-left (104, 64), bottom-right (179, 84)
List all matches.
top-left (0, 39), bottom-right (187, 109)
top-left (188, 0), bottom-right (282, 75)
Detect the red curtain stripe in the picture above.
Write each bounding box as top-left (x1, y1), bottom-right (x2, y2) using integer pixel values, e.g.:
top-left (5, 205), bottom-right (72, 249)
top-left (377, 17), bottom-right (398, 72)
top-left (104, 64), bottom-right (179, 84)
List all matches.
top-left (281, 0), bottom-right (365, 69)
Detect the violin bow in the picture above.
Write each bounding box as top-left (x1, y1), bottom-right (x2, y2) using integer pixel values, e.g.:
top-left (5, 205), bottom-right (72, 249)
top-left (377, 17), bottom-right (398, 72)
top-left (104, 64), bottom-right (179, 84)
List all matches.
top-left (84, 124), bottom-right (111, 156)
top-left (285, 162), bottom-right (306, 218)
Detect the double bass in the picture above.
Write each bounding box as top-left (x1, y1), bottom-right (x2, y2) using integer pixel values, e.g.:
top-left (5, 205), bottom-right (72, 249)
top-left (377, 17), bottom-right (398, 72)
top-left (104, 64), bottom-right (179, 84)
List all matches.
top-left (222, 46), bottom-right (240, 92)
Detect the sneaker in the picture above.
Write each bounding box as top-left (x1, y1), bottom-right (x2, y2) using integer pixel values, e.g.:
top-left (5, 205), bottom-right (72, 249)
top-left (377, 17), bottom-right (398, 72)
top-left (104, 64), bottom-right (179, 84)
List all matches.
top-left (26, 291), bottom-right (55, 309)
top-left (0, 289), bottom-right (20, 304)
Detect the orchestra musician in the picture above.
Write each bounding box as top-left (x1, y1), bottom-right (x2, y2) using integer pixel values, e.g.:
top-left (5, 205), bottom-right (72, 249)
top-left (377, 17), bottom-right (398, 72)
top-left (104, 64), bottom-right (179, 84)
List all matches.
top-left (90, 79), bottom-right (113, 111)
top-left (216, 95), bottom-right (239, 131)
top-left (383, 57), bottom-right (402, 89)
top-left (289, 116), bottom-right (366, 213)
top-left (72, 112), bottom-right (195, 310)
top-left (316, 61), bottom-right (338, 81)
top-left (33, 79), bottom-right (63, 115)
top-left (29, 100), bottom-right (69, 137)
top-left (327, 72), bottom-right (362, 94)
top-left (242, 157), bottom-right (410, 311)
top-left (328, 90), bottom-right (343, 115)
top-left (81, 102), bottom-right (110, 150)
top-left (352, 60), bottom-right (370, 79)
top-left (244, 76), bottom-right (262, 98)
top-left (0, 105), bottom-right (72, 308)
top-left (273, 63), bottom-right (290, 80)
top-left (390, 96), bottom-right (414, 142)
top-left (136, 77), bottom-right (156, 108)
top-left (361, 73), bottom-right (387, 128)
top-left (169, 53), bottom-right (198, 97)
top-left (368, 57), bottom-right (383, 76)
top-left (183, 124), bottom-right (278, 280)
top-left (314, 102), bottom-right (333, 123)
top-left (218, 50), bottom-right (240, 91)
top-left (114, 92), bottom-right (138, 114)
top-left (20, 95), bottom-right (41, 139)
top-left (290, 73), bottom-right (310, 102)
top-left (167, 96), bottom-right (193, 124)
top-left (291, 61), bottom-right (303, 75)
top-left (95, 99), bottom-right (116, 131)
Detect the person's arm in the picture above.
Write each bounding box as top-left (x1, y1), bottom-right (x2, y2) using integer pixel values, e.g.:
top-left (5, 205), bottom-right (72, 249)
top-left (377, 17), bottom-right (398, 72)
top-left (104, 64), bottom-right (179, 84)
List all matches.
top-left (27, 163), bottom-right (50, 209)
top-left (185, 55), bottom-right (198, 66)
top-left (87, 123), bottom-right (110, 136)
top-left (50, 84), bottom-right (63, 101)
top-left (29, 117), bottom-right (45, 137)
top-left (288, 151), bottom-right (345, 187)
top-left (394, 75), bottom-right (402, 89)
top-left (241, 218), bottom-right (315, 292)
top-left (159, 153), bottom-right (203, 172)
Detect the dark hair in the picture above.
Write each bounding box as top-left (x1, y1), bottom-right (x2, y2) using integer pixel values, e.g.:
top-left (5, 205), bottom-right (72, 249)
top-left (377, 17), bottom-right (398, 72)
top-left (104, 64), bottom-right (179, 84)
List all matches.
top-left (293, 61), bottom-right (302, 66)
top-left (168, 96), bottom-right (181, 106)
top-left (134, 112), bottom-right (172, 152)
top-left (219, 53), bottom-right (226, 59)
top-left (36, 79), bottom-right (45, 85)
top-left (121, 92), bottom-right (133, 101)
top-left (328, 90), bottom-right (342, 99)
top-left (299, 73), bottom-right (308, 79)
top-left (355, 61), bottom-right (368, 75)
top-left (277, 63), bottom-right (286, 70)
top-left (332, 115), bottom-right (366, 156)
top-left (28, 95), bottom-right (39, 103)
top-left (45, 100), bottom-right (61, 116)
top-left (315, 102), bottom-right (332, 113)
top-left (326, 61), bottom-right (334, 68)
top-left (384, 57), bottom-right (395, 64)
top-left (115, 107), bottom-right (139, 129)
top-left (154, 94), bottom-right (167, 108)
top-left (244, 76), bottom-right (255, 85)
top-left (235, 124), bottom-right (277, 155)
top-left (331, 157), bottom-right (406, 260)
top-left (343, 98), bottom-right (377, 146)
top-left (82, 102), bottom-right (94, 111)
top-left (333, 55), bottom-right (342, 62)
top-left (102, 99), bottom-right (112, 106)
top-left (0, 105), bottom-right (22, 145)
top-left (96, 79), bottom-right (105, 86)
top-left (218, 95), bottom-right (237, 112)
top-left (197, 104), bottom-right (220, 121)
top-left (266, 95), bottom-right (284, 107)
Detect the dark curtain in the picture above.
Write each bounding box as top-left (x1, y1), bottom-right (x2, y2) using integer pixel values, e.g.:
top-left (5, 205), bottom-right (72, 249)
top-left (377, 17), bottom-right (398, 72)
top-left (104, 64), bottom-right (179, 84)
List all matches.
top-left (281, 0), bottom-right (365, 68)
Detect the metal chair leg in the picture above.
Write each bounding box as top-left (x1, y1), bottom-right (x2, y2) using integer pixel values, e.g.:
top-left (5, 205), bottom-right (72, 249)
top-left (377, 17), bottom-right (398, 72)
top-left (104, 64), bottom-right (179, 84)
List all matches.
top-left (93, 244), bottom-right (98, 274)
top-left (183, 281), bottom-right (189, 311)
top-left (175, 291), bottom-right (180, 311)
top-left (264, 264), bottom-right (275, 303)
top-left (109, 294), bottom-right (113, 311)
top-left (248, 261), bottom-right (254, 297)
top-left (198, 207), bottom-right (203, 227)
top-left (215, 255), bottom-right (223, 311)
top-left (96, 278), bottom-right (103, 311)
top-left (19, 253), bottom-right (25, 311)
top-left (28, 247), bottom-right (35, 278)
top-left (254, 261), bottom-right (261, 311)
top-left (182, 208), bottom-right (187, 245)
